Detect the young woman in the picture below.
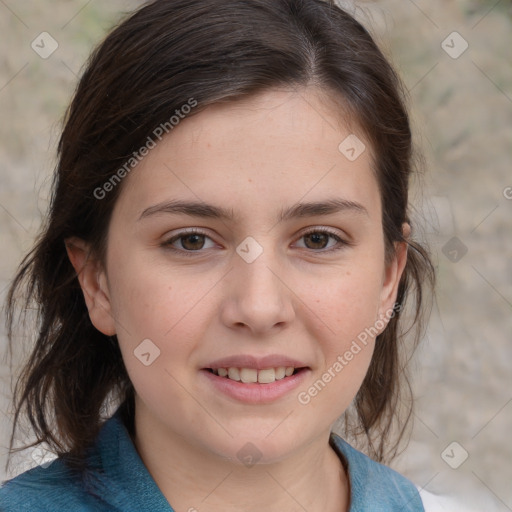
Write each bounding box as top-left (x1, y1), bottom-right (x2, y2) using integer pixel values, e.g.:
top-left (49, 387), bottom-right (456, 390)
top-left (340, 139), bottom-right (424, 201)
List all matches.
top-left (1, 1), bottom-right (439, 510)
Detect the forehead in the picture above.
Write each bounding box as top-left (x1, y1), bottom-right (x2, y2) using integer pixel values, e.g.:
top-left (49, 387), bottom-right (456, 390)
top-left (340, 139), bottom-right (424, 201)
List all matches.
top-left (115, 87), bottom-right (381, 223)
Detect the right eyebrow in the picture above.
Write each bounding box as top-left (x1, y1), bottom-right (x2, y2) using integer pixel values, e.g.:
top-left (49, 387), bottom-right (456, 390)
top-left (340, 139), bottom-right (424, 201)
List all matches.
top-left (138, 200), bottom-right (235, 222)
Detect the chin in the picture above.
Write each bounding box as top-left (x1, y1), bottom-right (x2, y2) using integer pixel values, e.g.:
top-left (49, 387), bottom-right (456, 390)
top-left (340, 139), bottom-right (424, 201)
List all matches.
top-left (205, 424), bottom-right (312, 467)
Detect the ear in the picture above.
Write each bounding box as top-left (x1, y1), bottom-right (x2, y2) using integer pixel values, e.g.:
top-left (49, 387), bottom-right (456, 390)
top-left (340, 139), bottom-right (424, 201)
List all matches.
top-left (65, 237), bottom-right (116, 336)
top-left (377, 223), bottom-right (410, 325)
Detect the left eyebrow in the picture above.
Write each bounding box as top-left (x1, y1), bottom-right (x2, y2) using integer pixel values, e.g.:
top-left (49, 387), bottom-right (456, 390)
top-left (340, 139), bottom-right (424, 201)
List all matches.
top-left (138, 197), bottom-right (369, 223)
top-left (278, 198), bottom-right (369, 222)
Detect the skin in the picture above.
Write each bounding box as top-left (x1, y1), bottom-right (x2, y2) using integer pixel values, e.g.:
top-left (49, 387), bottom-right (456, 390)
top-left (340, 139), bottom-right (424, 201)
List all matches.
top-left (66, 87), bottom-right (408, 512)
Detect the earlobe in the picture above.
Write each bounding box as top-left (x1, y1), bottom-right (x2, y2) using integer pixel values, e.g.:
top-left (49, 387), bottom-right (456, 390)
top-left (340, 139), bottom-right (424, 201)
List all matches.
top-left (64, 237), bottom-right (117, 336)
top-left (377, 223), bottom-right (410, 326)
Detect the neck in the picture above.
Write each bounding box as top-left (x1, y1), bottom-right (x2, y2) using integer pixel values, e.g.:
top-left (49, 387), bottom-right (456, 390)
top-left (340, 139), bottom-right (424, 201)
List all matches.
top-left (132, 409), bottom-right (350, 512)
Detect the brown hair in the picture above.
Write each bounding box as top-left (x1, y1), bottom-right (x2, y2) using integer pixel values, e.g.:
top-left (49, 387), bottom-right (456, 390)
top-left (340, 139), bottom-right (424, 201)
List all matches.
top-left (5, 0), bottom-right (434, 470)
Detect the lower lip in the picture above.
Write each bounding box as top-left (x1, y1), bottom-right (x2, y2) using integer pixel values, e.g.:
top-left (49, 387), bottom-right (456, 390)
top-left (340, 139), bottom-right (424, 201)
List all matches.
top-left (200, 368), bottom-right (310, 404)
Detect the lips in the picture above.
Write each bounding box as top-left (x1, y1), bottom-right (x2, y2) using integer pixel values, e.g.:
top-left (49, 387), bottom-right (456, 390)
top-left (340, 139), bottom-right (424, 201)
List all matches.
top-left (201, 358), bottom-right (310, 403)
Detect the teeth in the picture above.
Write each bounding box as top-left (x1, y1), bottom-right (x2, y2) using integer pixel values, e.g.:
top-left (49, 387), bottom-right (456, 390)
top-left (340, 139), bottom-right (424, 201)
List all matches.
top-left (227, 367), bottom-right (241, 381)
top-left (240, 368), bottom-right (258, 383)
top-left (213, 366), bottom-right (298, 383)
top-left (258, 369), bottom-right (275, 383)
top-left (275, 367), bottom-right (286, 380)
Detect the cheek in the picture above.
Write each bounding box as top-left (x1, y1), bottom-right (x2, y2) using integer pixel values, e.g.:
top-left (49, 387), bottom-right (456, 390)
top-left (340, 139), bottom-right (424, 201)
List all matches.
top-left (107, 264), bottom-right (202, 412)
top-left (104, 254), bottom-right (178, 368)
top-left (295, 265), bottom-right (383, 411)
top-left (107, 252), bottom-right (198, 338)
top-left (106, 252), bottom-right (219, 374)
top-left (297, 286), bottom-right (378, 422)
top-left (306, 265), bottom-right (385, 342)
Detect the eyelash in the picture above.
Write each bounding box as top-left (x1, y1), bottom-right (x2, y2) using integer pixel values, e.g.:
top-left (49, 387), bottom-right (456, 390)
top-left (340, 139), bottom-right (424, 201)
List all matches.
top-left (161, 227), bottom-right (350, 257)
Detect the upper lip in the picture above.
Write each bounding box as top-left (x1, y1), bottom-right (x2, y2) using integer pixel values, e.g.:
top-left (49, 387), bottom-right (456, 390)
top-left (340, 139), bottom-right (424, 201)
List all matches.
top-left (204, 354), bottom-right (309, 370)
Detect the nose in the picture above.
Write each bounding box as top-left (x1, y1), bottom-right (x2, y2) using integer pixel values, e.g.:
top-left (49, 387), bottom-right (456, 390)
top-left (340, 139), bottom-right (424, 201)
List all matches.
top-left (219, 245), bottom-right (296, 336)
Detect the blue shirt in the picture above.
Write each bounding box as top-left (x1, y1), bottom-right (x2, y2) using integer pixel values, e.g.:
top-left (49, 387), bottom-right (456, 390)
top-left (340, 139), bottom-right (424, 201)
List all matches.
top-left (0, 409), bottom-right (424, 511)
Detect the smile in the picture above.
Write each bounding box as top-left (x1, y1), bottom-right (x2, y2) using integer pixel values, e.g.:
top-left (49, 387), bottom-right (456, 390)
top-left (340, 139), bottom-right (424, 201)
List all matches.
top-left (202, 366), bottom-right (310, 404)
top-left (207, 366), bottom-right (299, 384)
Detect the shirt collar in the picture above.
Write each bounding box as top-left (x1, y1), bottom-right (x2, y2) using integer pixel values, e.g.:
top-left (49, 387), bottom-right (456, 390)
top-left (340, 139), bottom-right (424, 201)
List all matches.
top-left (91, 409), bottom-right (420, 512)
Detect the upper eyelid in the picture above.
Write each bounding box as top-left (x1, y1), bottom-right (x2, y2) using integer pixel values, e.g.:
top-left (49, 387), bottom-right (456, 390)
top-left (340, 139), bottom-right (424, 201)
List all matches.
top-left (165, 225), bottom-right (347, 239)
top-left (164, 226), bottom-right (349, 248)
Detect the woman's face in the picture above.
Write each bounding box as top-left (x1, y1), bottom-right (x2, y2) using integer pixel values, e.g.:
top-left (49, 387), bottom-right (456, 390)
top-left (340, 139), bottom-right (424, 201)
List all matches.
top-left (88, 88), bottom-right (406, 464)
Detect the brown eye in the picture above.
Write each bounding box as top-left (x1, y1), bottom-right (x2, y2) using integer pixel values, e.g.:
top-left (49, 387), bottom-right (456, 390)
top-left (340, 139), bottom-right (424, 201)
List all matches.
top-left (179, 233), bottom-right (206, 251)
top-left (303, 232), bottom-right (330, 250)
top-left (163, 229), bottom-right (216, 255)
top-left (295, 228), bottom-right (348, 253)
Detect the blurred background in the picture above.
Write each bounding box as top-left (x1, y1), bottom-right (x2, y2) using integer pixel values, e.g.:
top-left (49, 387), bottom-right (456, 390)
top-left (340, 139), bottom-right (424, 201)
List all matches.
top-left (0, 0), bottom-right (511, 510)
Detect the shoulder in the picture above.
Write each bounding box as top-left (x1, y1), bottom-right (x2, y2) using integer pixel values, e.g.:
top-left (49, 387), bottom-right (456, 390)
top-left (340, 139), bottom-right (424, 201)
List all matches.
top-left (330, 433), bottom-right (425, 511)
top-left (0, 412), bottom-right (117, 511)
top-left (0, 410), bottom-right (172, 512)
top-left (0, 458), bottom-right (101, 512)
